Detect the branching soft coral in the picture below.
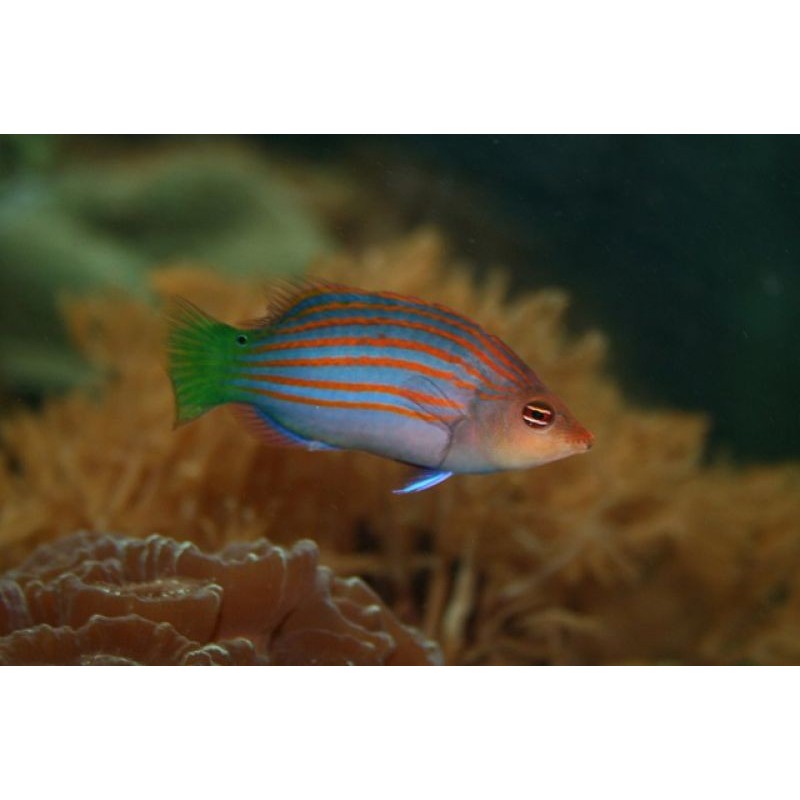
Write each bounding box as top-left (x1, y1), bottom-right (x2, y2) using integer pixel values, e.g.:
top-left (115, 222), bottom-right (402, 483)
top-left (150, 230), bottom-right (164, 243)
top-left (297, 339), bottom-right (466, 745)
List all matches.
top-left (1, 231), bottom-right (799, 664)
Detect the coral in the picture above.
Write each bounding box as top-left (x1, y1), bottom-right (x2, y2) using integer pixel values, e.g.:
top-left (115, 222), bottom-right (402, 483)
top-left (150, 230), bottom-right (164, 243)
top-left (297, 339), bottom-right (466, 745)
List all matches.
top-left (0, 531), bottom-right (441, 665)
top-left (1, 231), bottom-right (799, 664)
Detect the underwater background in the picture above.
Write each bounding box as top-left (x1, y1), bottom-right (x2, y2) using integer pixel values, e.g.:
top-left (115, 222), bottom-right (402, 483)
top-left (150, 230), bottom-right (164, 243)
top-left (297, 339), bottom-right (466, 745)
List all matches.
top-left (0, 134), bottom-right (798, 664)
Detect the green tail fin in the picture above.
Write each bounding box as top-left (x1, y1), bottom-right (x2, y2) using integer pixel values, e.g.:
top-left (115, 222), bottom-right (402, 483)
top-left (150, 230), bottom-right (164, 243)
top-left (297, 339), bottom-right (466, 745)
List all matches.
top-left (166, 298), bottom-right (240, 425)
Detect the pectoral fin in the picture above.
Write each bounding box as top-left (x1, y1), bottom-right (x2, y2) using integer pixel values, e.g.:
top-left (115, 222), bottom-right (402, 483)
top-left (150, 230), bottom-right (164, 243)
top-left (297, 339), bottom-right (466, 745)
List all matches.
top-left (393, 468), bottom-right (453, 494)
top-left (401, 374), bottom-right (464, 432)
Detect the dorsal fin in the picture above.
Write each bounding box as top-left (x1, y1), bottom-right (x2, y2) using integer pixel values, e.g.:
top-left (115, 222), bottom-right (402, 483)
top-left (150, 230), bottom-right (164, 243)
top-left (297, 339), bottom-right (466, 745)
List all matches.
top-left (238, 278), bottom-right (347, 330)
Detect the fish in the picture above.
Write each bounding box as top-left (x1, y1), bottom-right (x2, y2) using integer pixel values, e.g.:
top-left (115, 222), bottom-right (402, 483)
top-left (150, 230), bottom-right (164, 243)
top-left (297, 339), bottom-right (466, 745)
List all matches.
top-left (167, 281), bottom-right (593, 494)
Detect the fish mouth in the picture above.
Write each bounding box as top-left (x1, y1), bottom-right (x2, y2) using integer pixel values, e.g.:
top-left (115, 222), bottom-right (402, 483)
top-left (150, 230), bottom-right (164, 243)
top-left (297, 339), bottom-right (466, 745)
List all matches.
top-left (571, 428), bottom-right (594, 452)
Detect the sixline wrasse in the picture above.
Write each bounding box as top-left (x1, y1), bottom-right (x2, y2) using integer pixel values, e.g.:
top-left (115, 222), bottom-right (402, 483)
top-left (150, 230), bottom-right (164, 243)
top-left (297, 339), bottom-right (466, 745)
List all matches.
top-left (167, 281), bottom-right (593, 493)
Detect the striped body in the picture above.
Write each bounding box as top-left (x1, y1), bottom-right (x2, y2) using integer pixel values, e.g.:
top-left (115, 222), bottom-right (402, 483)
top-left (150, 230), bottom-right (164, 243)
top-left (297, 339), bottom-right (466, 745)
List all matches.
top-left (168, 281), bottom-right (593, 493)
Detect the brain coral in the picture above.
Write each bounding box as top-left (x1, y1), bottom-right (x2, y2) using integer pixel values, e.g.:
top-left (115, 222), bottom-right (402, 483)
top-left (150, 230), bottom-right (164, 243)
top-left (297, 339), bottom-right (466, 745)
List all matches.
top-left (0, 531), bottom-right (442, 665)
top-left (1, 231), bottom-right (799, 664)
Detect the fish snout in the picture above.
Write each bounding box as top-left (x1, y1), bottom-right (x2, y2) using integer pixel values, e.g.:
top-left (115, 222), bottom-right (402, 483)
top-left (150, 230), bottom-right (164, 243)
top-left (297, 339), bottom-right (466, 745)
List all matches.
top-left (572, 427), bottom-right (594, 452)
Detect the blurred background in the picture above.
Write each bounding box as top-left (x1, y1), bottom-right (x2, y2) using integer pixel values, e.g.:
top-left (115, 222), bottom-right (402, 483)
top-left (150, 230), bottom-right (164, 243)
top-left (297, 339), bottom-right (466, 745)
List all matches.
top-left (1, 134), bottom-right (798, 464)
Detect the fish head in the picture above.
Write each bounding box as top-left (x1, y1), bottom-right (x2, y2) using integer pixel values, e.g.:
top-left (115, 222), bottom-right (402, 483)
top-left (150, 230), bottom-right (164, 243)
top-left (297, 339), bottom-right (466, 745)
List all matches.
top-left (484, 386), bottom-right (594, 470)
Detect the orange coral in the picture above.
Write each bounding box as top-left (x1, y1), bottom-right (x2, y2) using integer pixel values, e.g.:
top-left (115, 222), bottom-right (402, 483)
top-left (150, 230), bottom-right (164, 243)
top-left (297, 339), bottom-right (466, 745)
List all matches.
top-left (0, 531), bottom-right (441, 665)
top-left (1, 231), bottom-right (799, 664)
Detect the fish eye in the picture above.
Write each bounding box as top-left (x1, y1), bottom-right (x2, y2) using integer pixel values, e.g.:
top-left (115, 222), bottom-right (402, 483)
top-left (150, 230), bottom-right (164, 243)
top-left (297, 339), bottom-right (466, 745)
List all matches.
top-left (236, 334), bottom-right (248, 346)
top-left (522, 401), bottom-right (554, 429)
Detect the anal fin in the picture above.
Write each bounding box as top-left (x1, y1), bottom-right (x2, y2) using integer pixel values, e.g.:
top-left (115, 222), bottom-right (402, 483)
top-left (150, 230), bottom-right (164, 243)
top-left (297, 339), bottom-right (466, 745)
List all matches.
top-left (393, 468), bottom-right (453, 495)
top-left (233, 404), bottom-right (338, 451)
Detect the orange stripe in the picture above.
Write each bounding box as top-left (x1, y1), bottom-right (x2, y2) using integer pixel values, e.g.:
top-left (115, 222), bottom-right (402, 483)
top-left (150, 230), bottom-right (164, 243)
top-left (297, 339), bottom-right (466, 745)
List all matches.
top-left (276, 317), bottom-right (525, 388)
top-left (253, 336), bottom-right (506, 392)
top-left (249, 373), bottom-right (461, 409)
top-left (244, 355), bottom-right (478, 392)
top-left (290, 299), bottom-right (531, 385)
top-left (241, 386), bottom-right (458, 423)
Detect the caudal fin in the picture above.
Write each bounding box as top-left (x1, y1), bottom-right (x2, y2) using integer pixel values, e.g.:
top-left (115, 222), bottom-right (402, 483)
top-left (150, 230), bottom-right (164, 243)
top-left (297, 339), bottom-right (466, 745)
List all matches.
top-left (166, 298), bottom-right (238, 426)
